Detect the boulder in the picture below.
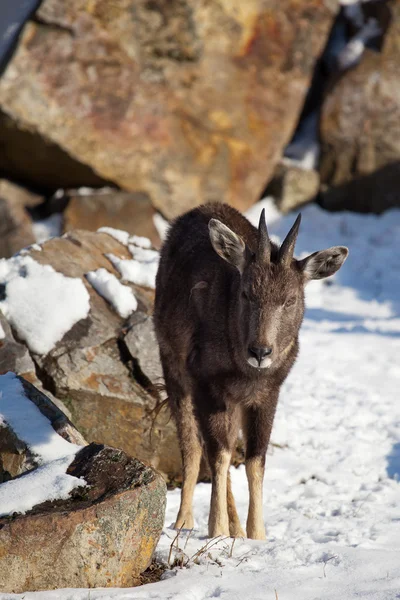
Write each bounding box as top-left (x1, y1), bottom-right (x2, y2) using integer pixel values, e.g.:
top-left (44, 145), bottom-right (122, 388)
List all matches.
top-left (0, 443), bottom-right (166, 592)
top-left (0, 0), bottom-right (338, 218)
top-left (266, 161), bottom-right (320, 214)
top-left (0, 230), bottom-right (181, 481)
top-left (319, 0), bottom-right (400, 213)
top-left (63, 188), bottom-right (161, 248)
top-left (0, 180), bottom-right (37, 258)
top-left (0, 375), bottom-right (86, 481)
top-left (0, 110), bottom-right (109, 191)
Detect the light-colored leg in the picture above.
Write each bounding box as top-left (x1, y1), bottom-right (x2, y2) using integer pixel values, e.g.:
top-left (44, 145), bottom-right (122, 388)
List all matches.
top-left (208, 450), bottom-right (231, 537)
top-left (246, 456), bottom-right (266, 540)
top-left (175, 400), bottom-right (202, 530)
top-left (227, 471), bottom-right (245, 538)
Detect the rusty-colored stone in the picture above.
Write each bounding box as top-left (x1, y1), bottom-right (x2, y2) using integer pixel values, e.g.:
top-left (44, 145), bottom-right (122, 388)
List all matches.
top-left (0, 0), bottom-right (338, 217)
top-left (64, 189), bottom-right (161, 248)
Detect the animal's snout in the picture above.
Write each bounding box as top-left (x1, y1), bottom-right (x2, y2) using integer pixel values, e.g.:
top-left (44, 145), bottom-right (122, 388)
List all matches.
top-left (247, 346), bottom-right (273, 368)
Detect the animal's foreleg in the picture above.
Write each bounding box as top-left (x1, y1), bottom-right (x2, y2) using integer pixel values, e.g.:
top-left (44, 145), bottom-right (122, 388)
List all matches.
top-left (227, 471), bottom-right (245, 538)
top-left (208, 447), bottom-right (231, 538)
top-left (243, 402), bottom-right (277, 540)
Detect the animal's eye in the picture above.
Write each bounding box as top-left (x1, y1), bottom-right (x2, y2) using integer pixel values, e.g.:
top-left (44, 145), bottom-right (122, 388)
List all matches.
top-left (284, 296), bottom-right (297, 308)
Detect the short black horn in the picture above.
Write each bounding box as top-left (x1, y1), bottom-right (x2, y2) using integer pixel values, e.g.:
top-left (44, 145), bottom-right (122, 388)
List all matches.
top-left (279, 214), bottom-right (301, 265)
top-left (257, 208), bottom-right (270, 264)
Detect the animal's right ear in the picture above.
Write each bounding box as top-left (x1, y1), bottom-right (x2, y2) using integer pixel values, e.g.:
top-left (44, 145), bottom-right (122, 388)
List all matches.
top-left (209, 219), bottom-right (246, 273)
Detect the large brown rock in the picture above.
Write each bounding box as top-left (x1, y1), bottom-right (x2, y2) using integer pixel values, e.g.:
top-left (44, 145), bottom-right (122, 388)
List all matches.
top-left (0, 231), bottom-right (181, 480)
top-left (0, 180), bottom-right (37, 258)
top-left (63, 188), bottom-right (161, 248)
top-left (0, 443), bottom-right (166, 592)
top-left (319, 0), bottom-right (400, 213)
top-left (0, 0), bottom-right (338, 218)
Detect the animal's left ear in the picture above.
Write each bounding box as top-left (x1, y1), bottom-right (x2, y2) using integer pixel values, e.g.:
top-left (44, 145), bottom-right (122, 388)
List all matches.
top-left (209, 218), bottom-right (246, 273)
top-left (298, 246), bottom-right (349, 280)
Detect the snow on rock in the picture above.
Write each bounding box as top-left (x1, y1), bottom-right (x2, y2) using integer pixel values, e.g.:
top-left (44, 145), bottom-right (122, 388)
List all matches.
top-left (0, 373), bottom-right (84, 517)
top-left (0, 255), bottom-right (90, 355)
top-left (98, 227), bottom-right (152, 249)
top-left (97, 226), bottom-right (130, 246)
top-left (0, 373), bottom-right (81, 464)
top-left (107, 246), bottom-right (159, 289)
top-left (0, 455), bottom-right (84, 517)
top-left (130, 235), bottom-right (152, 249)
top-left (153, 212), bottom-right (170, 241)
top-left (86, 268), bottom-right (137, 318)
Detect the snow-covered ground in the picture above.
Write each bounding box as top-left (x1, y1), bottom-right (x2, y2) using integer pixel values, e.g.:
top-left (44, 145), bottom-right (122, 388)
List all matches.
top-left (1, 200), bottom-right (400, 599)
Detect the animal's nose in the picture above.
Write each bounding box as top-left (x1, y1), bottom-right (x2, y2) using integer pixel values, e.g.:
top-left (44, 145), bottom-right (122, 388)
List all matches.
top-left (248, 346), bottom-right (272, 366)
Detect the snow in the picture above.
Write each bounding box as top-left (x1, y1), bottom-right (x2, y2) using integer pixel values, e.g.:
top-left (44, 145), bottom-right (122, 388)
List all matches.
top-left (32, 213), bottom-right (63, 244)
top-left (98, 226), bottom-right (130, 246)
top-left (0, 255), bottom-right (90, 355)
top-left (153, 212), bottom-right (170, 241)
top-left (0, 373), bottom-right (84, 517)
top-left (0, 322), bottom-right (4, 339)
top-left (0, 455), bottom-right (85, 517)
top-left (98, 227), bottom-right (152, 249)
top-left (283, 112), bottom-right (320, 171)
top-left (107, 246), bottom-right (159, 289)
top-left (337, 18), bottom-right (381, 70)
top-left (86, 268), bottom-right (137, 318)
top-left (130, 235), bottom-right (152, 249)
top-left (1, 201), bottom-right (400, 599)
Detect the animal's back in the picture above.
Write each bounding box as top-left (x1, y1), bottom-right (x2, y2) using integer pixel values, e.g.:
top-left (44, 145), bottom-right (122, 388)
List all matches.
top-left (154, 203), bottom-right (256, 359)
top-left (156, 202), bottom-right (256, 294)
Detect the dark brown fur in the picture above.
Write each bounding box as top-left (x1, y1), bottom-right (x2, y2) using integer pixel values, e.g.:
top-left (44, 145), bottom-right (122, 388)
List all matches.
top-left (154, 202), bottom-right (348, 538)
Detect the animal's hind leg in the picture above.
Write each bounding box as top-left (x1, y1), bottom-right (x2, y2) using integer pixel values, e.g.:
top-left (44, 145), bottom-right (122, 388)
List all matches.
top-left (161, 354), bottom-right (202, 530)
top-left (174, 399), bottom-right (202, 530)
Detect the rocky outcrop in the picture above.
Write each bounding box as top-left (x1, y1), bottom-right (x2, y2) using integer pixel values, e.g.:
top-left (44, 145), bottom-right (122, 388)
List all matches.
top-left (63, 188), bottom-right (161, 248)
top-left (0, 0), bottom-right (338, 218)
top-left (266, 161), bottom-right (320, 214)
top-left (0, 180), bottom-right (39, 258)
top-left (0, 443), bottom-right (166, 592)
top-left (319, 0), bottom-right (400, 213)
top-left (0, 375), bottom-right (86, 481)
top-left (0, 230), bottom-right (181, 481)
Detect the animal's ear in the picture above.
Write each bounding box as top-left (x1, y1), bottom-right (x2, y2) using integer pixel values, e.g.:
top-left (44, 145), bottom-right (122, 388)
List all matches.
top-left (209, 219), bottom-right (246, 273)
top-left (298, 246), bottom-right (349, 281)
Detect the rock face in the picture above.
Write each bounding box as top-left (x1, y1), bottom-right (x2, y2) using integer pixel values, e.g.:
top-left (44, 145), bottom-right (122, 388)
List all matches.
top-left (0, 443), bottom-right (166, 592)
top-left (0, 375), bottom-right (86, 482)
top-left (0, 230), bottom-right (181, 481)
top-left (266, 161), bottom-right (320, 214)
top-left (319, 0), bottom-right (400, 213)
top-left (63, 188), bottom-right (161, 248)
top-left (0, 0), bottom-right (338, 218)
top-left (0, 180), bottom-right (38, 258)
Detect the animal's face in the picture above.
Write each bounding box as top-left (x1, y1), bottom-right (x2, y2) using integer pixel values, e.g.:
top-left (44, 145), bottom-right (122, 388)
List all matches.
top-left (239, 259), bottom-right (305, 369)
top-left (209, 211), bottom-right (348, 370)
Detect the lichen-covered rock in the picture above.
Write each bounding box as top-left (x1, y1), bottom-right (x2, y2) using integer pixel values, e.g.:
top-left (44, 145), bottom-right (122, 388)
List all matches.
top-left (0, 443), bottom-right (166, 592)
top-left (0, 0), bottom-right (338, 217)
top-left (319, 0), bottom-right (400, 213)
